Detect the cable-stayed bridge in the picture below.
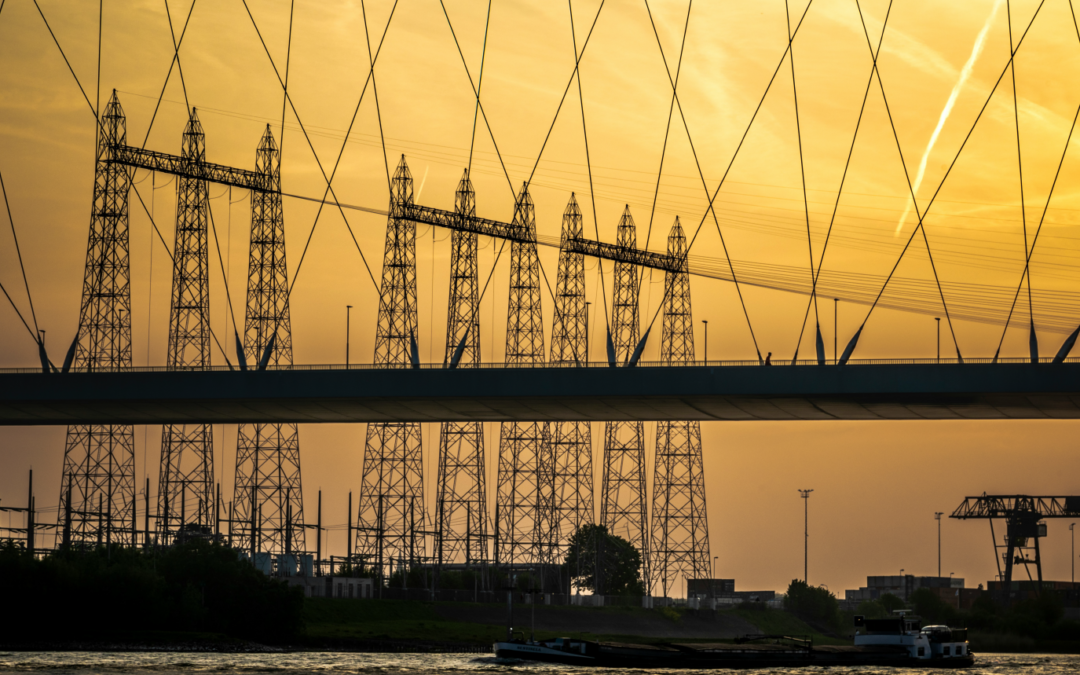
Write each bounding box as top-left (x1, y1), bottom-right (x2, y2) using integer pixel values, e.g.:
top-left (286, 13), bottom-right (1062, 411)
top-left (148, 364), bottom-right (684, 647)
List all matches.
top-left (2, 0), bottom-right (1080, 598)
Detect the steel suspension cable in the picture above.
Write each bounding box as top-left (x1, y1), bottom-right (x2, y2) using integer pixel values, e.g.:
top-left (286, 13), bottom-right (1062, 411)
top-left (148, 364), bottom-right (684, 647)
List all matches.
top-left (279, 0), bottom-right (295, 159)
top-left (992, 103), bottom-right (1080, 358)
top-left (569, 0), bottom-right (612, 338)
top-left (0, 165), bottom-right (39, 335)
top-left (639, 0), bottom-right (811, 362)
top-left (791, 0), bottom-right (893, 361)
top-left (467, 0), bottom-right (493, 176)
top-left (240, 0), bottom-right (397, 299)
top-left (786, 0), bottom-right (820, 361)
top-left (141, 0), bottom-right (197, 149)
top-left (844, 0), bottom-right (1045, 361)
top-left (361, 0), bottom-right (392, 194)
top-left (163, 0), bottom-right (191, 111)
top-left (1007, 0), bottom-right (1036, 342)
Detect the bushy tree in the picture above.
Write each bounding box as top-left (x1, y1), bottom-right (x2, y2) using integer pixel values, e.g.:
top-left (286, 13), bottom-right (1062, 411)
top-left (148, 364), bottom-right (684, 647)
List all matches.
top-left (563, 524), bottom-right (644, 596)
top-left (784, 579), bottom-right (840, 630)
top-left (878, 593), bottom-right (906, 613)
top-left (911, 588), bottom-right (959, 625)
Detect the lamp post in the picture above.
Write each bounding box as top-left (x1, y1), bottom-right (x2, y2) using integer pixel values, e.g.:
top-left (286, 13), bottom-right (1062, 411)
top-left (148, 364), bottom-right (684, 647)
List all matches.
top-left (702, 320), bottom-right (708, 365)
top-left (585, 302), bottom-right (591, 365)
top-left (1071, 523), bottom-right (1076, 584)
top-left (346, 305), bottom-right (353, 367)
top-left (935, 512), bottom-right (944, 578)
top-left (935, 317), bottom-right (941, 362)
top-left (713, 555), bottom-right (718, 579)
top-left (799, 489), bottom-right (813, 583)
top-left (834, 298), bottom-right (838, 365)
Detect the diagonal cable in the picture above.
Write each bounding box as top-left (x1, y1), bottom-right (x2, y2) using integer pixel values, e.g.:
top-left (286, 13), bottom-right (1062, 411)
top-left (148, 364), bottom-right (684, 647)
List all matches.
top-left (141, 0), bottom-right (197, 149)
top-left (0, 165), bottom-right (39, 334)
top-left (992, 103), bottom-right (1080, 357)
top-left (792, 0), bottom-right (893, 359)
top-left (845, 0), bottom-right (1045, 358)
top-left (1006, 0), bottom-right (1036, 339)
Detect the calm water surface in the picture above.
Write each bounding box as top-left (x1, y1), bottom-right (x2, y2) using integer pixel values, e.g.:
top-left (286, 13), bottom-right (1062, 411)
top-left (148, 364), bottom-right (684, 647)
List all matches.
top-left (0, 653), bottom-right (1076, 675)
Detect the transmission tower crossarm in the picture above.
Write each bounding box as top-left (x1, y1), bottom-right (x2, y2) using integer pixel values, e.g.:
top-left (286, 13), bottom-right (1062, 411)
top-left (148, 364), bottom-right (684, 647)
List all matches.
top-left (106, 143), bottom-right (273, 193)
top-left (399, 203), bottom-right (684, 273)
top-left (565, 236), bottom-right (685, 274)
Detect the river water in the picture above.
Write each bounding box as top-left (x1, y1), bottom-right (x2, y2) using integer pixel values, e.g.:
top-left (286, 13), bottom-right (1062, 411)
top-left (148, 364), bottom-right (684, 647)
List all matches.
top-left (0, 652), bottom-right (1076, 675)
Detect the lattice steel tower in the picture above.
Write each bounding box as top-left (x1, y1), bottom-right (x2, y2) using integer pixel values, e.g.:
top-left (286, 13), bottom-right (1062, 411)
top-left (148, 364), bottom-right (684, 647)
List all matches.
top-left (436, 170), bottom-right (489, 564)
top-left (601, 206), bottom-right (649, 579)
top-left (356, 156), bottom-right (426, 568)
top-left (158, 108), bottom-right (215, 541)
top-left (496, 183), bottom-right (553, 568)
top-left (549, 194), bottom-right (593, 558)
top-left (232, 126), bottom-right (305, 556)
top-left (650, 218), bottom-right (709, 597)
top-left (58, 90), bottom-right (137, 546)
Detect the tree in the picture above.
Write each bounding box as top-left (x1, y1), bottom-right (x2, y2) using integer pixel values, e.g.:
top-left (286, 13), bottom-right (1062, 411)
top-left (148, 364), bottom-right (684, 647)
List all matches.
top-left (878, 592), bottom-right (906, 613)
top-left (784, 579), bottom-right (840, 630)
top-left (563, 524), bottom-right (644, 596)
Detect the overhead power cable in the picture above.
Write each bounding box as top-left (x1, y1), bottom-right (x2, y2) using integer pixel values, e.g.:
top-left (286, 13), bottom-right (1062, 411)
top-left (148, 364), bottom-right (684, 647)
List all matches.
top-left (0, 165), bottom-right (39, 335)
top-left (141, 0), bottom-right (197, 149)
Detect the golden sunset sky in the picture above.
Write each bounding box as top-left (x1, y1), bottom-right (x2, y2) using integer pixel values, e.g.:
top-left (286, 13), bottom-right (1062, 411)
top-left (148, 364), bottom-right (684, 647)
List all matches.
top-left (3, 0), bottom-right (1080, 594)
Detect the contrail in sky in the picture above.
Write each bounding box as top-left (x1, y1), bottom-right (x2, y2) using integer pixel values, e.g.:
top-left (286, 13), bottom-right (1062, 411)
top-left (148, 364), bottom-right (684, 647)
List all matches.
top-left (895, 0), bottom-right (1005, 235)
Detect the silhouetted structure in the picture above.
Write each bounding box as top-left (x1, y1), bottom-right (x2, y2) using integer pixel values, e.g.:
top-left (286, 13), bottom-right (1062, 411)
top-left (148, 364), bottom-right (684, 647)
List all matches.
top-left (549, 195), bottom-right (594, 558)
top-left (356, 156), bottom-right (426, 568)
top-left (58, 90), bottom-right (137, 546)
top-left (436, 169), bottom-right (489, 564)
top-left (232, 126), bottom-right (305, 556)
top-left (650, 218), bottom-right (710, 596)
top-left (601, 206), bottom-right (649, 581)
top-left (496, 184), bottom-right (554, 569)
top-left (158, 109), bottom-right (215, 542)
top-left (952, 495), bottom-right (1080, 597)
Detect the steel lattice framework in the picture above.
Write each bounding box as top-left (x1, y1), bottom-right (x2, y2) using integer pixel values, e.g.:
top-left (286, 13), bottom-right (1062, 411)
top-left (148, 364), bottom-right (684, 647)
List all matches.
top-left (436, 170), bottom-right (489, 564)
top-left (650, 218), bottom-right (710, 597)
top-left (59, 90), bottom-right (137, 547)
top-left (356, 156), bottom-right (426, 569)
top-left (549, 195), bottom-right (594, 560)
top-left (158, 109), bottom-right (215, 541)
top-left (232, 126), bottom-right (305, 557)
top-left (496, 184), bottom-right (554, 569)
top-left (601, 206), bottom-right (650, 580)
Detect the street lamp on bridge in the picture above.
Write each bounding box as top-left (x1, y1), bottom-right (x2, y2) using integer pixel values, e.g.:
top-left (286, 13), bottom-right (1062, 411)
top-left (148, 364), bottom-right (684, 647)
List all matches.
top-left (346, 305), bottom-right (353, 367)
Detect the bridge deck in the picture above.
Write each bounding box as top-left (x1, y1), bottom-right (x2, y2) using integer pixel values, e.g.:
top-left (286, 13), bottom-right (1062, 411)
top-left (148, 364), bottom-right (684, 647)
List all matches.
top-left (2, 362), bottom-right (1080, 424)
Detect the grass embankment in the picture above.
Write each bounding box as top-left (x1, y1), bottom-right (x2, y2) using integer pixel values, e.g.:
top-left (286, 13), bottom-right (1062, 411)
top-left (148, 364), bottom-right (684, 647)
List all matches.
top-left (304, 599), bottom-right (506, 645)
top-left (302, 598), bottom-right (851, 648)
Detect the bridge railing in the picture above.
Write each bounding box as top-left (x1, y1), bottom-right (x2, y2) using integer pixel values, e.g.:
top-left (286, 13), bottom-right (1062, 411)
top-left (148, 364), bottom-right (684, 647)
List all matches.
top-left (2, 356), bottom-right (1077, 374)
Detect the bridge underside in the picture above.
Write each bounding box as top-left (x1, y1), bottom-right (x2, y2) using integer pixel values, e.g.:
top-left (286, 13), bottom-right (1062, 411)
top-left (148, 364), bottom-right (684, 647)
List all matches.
top-left (4, 363), bottom-right (1080, 425)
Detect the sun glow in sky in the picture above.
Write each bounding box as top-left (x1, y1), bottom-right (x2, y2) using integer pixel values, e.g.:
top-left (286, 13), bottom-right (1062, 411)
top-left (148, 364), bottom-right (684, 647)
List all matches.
top-left (3, 0), bottom-right (1080, 594)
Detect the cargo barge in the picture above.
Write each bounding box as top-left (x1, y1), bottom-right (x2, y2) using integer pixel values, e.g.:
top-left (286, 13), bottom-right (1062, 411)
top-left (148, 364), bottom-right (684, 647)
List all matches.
top-left (494, 612), bottom-right (973, 668)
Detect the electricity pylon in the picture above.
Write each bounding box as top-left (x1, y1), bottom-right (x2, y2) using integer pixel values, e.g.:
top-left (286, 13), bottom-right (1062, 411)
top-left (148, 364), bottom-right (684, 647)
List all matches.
top-left (158, 108), bottom-right (214, 542)
top-left (232, 126), bottom-right (305, 558)
top-left (496, 183), bottom-right (554, 571)
top-left (59, 90), bottom-right (137, 547)
top-left (436, 169), bottom-right (489, 564)
top-left (650, 217), bottom-right (709, 597)
top-left (549, 194), bottom-right (593, 560)
top-left (601, 206), bottom-right (649, 583)
top-left (356, 156), bottom-right (426, 571)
